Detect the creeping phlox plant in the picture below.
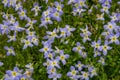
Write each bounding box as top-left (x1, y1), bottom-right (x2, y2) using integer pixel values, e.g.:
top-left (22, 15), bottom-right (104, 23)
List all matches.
top-left (0, 0), bottom-right (120, 80)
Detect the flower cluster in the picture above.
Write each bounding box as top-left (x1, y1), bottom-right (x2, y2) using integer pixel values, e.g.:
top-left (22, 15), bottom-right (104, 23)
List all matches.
top-left (72, 42), bottom-right (87, 58)
top-left (40, 1), bottom-right (64, 28)
top-left (67, 61), bottom-right (97, 80)
top-left (80, 25), bottom-right (92, 43)
top-left (99, 0), bottom-right (112, 14)
top-left (68, 0), bottom-right (87, 16)
top-left (4, 63), bottom-right (34, 80)
top-left (39, 24), bottom-right (76, 79)
top-left (0, 0), bottom-right (120, 80)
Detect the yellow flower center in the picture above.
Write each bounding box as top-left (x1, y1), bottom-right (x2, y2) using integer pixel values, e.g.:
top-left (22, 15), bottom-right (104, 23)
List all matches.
top-left (44, 47), bottom-right (48, 51)
top-left (20, 11), bottom-right (25, 16)
top-left (12, 71), bottom-right (17, 76)
top-left (25, 41), bottom-right (30, 45)
top-left (95, 43), bottom-right (99, 48)
top-left (60, 55), bottom-right (65, 60)
top-left (83, 72), bottom-right (88, 78)
top-left (57, 6), bottom-right (61, 11)
top-left (71, 70), bottom-right (76, 75)
top-left (79, 1), bottom-right (84, 6)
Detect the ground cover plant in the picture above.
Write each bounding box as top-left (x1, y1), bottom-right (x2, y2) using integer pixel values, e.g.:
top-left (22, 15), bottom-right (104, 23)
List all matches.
top-left (0, 0), bottom-right (120, 80)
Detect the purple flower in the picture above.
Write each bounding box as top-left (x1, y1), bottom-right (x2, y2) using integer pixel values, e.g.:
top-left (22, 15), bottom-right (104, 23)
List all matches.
top-left (77, 0), bottom-right (87, 8)
top-left (39, 41), bottom-right (53, 53)
top-left (80, 25), bottom-right (91, 36)
top-left (15, 2), bottom-right (23, 11)
top-left (67, 66), bottom-right (78, 79)
top-left (43, 58), bottom-right (50, 69)
top-left (7, 15), bottom-right (16, 25)
top-left (81, 34), bottom-right (91, 43)
top-left (72, 42), bottom-right (85, 54)
top-left (7, 0), bottom-right (17, 7)
top-left (54, 1), bottom-right (64, 14)
top-left (51, 8), bottom-right (62, 22)
top-left (18, 8), bottom-right (27, 20)
top-left (40, 16), bottom-right (53, 28)
top-left (19, 75), bottom-right (27, 80)
top-left (102, 0), bottom-right (111, 7)
top-left (2, 0), bottom-right (9, 7)
top-left (47, 67), bottom-right (56, 74)
top-left (111, 13), bottom-right (120, 22)
top-left (44, 52), bottom-right (55, 59)
top-left (0, 22), bottom-right (10, 34)
top-left (80, 25), bottom-right (92, 42)
top-left (75, 61), bottom-right (84, 71)
top-left (88, 67), bottom-right (97, 78)
top-left (45, 28), bottom-right (58, 40)
top-left (109, 33), bottom-right (119, 45)
top-left (31, 37), bottom-right (39, 46)
top-left (26, 30), bottom-right (36, 39)
top-left (80, 71), bottom-right (89, 80)
top-left (98, 0), bottom-right (106, 3)
top-left (25, 17), bottom-right (37, 28)
top-left (31, 2), bottom-right (42, 16)
top-left (59, 28), bottom-right (67, 38)
top-left (80, 51), bottom-right (87, 58)
top-left (48, 72), bottom-right (61, 80)
top-left (7, 33), bottom-right (17, 42)
top-left (5, 67), bottom-right (21, 79)
top-left (56, 50), bottom-right (69, 65)
top-left (10, 21), bottom-right (25, 32)
top-left (102, 40), bottom-right (112, 55)
top-left (68, 0), bottom-right (75, 5)
top-left (100, 5), bottom-right (110, 14)
top-left (101, 31), bottom-right (111, 39)
top-left (24, 69), bottom-right (33, 78)
top-left (93, 50), bottom-right (101, 57)
top-left (4, 46), bottom-right (15, 56)
top-left (49, 59), bottom-right (60, 69)
top-left (42, 7), bottom-right (51, 17)
top-left (22, 39), bottom-right (33, 49)
top-left (91, 40), bottom-right (102, 51)
top-left (72, 8), bottom-right (86, 16)
top-left (104, 21), bottom-right (118, 32)
top-left (65, 25), bottom-right (76, 37)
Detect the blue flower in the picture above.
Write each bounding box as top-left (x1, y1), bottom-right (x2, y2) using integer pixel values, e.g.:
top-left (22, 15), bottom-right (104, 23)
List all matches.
top-left (80, 71), bottom-right (89, 80)
top-left (72, 42), bottom-right (85, 54)
top-left (65, 25), bottom-right (76, 37)
top-left (31, 2), bottom-right (42, 16)
top-left (25, 17), bottom-right (37, 29)
top-left (109, 33), bottom-right (119, 45)
top-left (48, 72), bottom-right (61, 80)
top-left (4, 46), bottom-right (15, 56)
top-left (39, 40), bottom-right (53, 53)
top-left (101, 40), bottom-right (112, 55)
top-left (93, 50), bottom-right (101, 57)
top-left (7, 32), bottom-right (17, 42)
top-left (18, 8), bottom-right (27, 20)
top-left (67, 66), bottom-right (78, 79)
top-left (75, 61), bottom-right (84, 71)
top-left (56, 50), bottom-right (69, 65)
top-left (22, 39), bottom-right (33, 49)
top-left (91, 40), bottom-right (102, 51)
